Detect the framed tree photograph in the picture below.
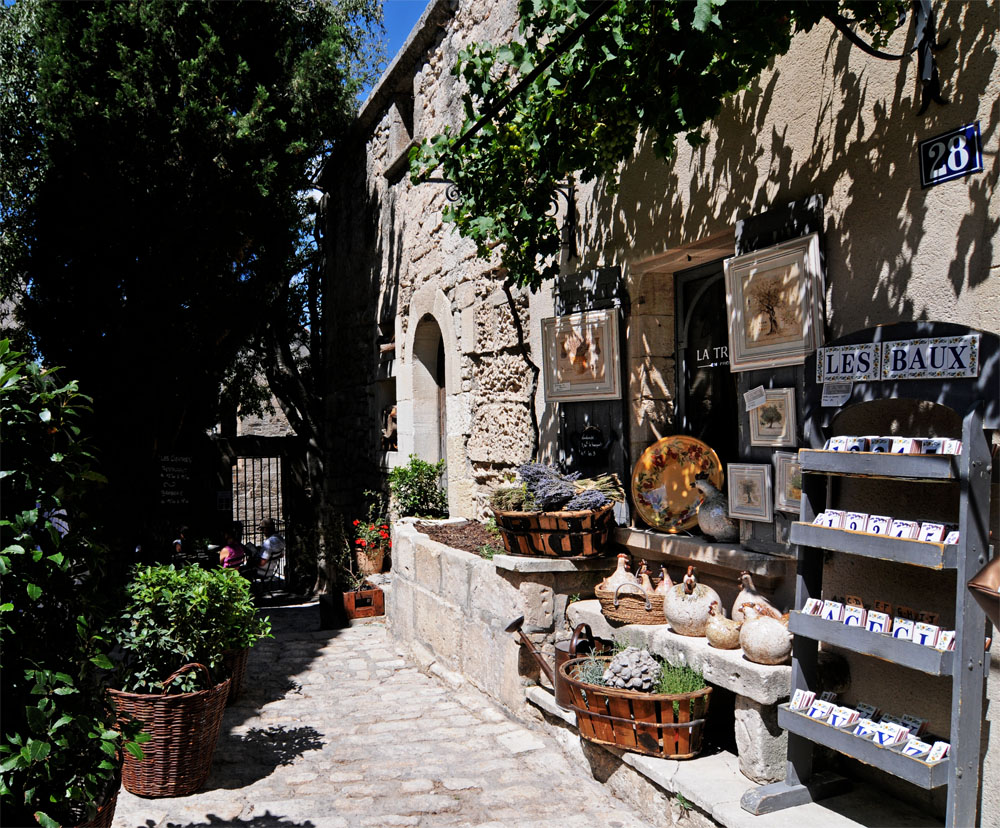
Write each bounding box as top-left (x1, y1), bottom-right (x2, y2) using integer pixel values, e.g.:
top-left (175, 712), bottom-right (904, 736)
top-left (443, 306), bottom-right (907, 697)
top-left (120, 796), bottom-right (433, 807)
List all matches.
top-left (727, 463), bottom-right (773, 522)
top-left (749, 388), bottom-right (797, 447)
top-left (723, 233), bottom-right (824, 371)
top-left (541, 310), bottom-right (621, 402)
top-left (773, 451), bottom-right (802, 514)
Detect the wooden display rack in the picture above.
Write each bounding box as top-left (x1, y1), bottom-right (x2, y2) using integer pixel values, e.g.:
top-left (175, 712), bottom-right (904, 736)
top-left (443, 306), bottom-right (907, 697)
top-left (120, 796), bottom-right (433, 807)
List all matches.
top-left (741, 322), bottom-right (998, 828)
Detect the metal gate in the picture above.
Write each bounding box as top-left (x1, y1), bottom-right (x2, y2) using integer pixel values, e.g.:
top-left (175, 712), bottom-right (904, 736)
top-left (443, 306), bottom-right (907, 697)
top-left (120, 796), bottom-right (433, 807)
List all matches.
top-left (232, 455), bottom-right (286, 576)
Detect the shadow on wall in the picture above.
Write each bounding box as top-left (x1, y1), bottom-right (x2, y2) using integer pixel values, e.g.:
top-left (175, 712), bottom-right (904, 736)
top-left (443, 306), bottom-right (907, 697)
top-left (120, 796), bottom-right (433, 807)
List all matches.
top-left (578, 5), bottom-right (996, 335)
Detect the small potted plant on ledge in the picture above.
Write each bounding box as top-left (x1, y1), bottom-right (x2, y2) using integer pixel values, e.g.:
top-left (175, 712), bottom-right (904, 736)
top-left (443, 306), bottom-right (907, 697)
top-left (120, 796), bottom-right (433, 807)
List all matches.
top-left (352, 491), bottom-right (391, 576)
top-left (490, 462), bottom-right (624, 558)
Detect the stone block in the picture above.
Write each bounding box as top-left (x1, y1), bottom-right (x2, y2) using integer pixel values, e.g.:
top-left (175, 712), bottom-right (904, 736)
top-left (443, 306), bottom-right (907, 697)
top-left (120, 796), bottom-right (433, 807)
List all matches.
top-left (474, 353), bottom-right (534, 401)
top-left (413, 538), bottom-right (442, 592)
top-left (631, 314), bottom-right (676, 359)
top-left (630, 357), bottom-right (675, 401)
top-left (392, 528), bottom-right (417, 580)
top-left (439, 545), bottom-right (474, 612)
top-left (469, 567), bottom-right (522, 627)
top-left (460, 618), bottom-right (502, 695)
top-left (445, 392), bottom-right (471, 436)
top-left (386, 577), bottom-right (415, 645)
top-left (414, 588), bottom-right (462, 667)
top-left (467, 402), bottom-right (533, 464)
top-left (734, 696), bottom-right (787, 783)
top-left (518, 580), bottom-right (555, 631)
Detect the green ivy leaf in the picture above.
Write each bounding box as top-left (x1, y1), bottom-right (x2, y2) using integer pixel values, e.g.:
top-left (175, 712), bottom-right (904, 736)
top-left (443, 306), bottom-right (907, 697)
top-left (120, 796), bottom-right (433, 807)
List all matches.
top-left (34, 811), bottom-right (60, 828)
top-left (26, 583), bottom-right (42, 601)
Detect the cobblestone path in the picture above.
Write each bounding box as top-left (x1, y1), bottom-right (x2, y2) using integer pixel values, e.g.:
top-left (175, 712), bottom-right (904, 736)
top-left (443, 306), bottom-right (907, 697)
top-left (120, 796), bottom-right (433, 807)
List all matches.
top-left (112, 603), bottom-right (653, 828)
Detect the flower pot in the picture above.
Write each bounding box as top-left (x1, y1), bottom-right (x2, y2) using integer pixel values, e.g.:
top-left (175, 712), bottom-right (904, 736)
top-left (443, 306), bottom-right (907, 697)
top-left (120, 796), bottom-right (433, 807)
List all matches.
top-left (222, 647), bottom-right (250, 705)
top-left (559, 657), bottom-right (712, 759)
top-left (343, 583), bottom-right (385, 620)
top-left (109, 663), bottom-right (230, 798)
top-left (491, 503), bottom-right (615, 558)
top-left (356, 546), bottom-right (386, 576)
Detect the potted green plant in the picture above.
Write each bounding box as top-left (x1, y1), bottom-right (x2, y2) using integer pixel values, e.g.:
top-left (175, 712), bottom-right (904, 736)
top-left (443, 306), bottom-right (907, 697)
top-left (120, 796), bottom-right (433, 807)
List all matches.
top-left (388, 454), bottom-right (448, 518)
top-left (490, 462), bottom-right (624, 557)
top-left (0, 341), bottom-right (147, 827)
top-left (351, 490), bottom-right (391, 576)
top-left (107, 564), bottom-right (271, 797)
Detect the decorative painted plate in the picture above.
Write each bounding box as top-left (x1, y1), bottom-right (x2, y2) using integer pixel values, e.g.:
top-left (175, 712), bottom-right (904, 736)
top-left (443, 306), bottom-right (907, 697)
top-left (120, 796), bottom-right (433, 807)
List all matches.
top-left (631, 436), bottom-right (724, 533)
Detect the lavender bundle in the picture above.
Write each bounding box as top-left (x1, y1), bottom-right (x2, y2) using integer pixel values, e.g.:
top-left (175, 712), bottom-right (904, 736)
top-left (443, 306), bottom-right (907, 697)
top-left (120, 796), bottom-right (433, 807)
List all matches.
top-left (490, 463), bottom-right (624, 513)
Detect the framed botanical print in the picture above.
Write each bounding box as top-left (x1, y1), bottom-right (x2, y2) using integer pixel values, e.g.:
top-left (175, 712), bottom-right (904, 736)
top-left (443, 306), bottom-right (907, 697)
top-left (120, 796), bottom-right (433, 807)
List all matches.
top-left (749, 388), bottom-right (797, 447)
top-left (773, 451), bottom-right (802, 514)
top-left (728, 463), bottom-right (773, 522)
top-left (541, 310), bottom-right (621, 402)
top-left (723, 233), bottom-right (824, 372)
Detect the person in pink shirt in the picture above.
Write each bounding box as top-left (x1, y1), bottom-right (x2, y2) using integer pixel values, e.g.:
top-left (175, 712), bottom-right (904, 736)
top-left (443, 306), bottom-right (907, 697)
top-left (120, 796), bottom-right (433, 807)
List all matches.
top-left (218, 527), bottom-right (247, 569)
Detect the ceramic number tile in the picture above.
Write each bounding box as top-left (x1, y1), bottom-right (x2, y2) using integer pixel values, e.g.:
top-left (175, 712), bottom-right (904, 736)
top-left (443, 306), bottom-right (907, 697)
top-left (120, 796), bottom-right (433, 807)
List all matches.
top-left (821, 600), bottom-right (845, 622)
top-left (913, 622), bottom-right (940, 647)
top-left (865, 610), bottom-right (891, 634)
top-left (865, 515), bottom-right (892, 535)
top-left (867, 437), bottom-right (892, 453)
top-left (888, 519), bottom-right (919, 539)
top-left (918, 522), bottom-right (945, 542)
top-left (844, 512), bottom-right (869, 532)
top-left (891, 437), bottom-right (919, 454)
top-left (843, 605), bottom-right (866, 627)
top-left (892, 617), bottom-right (915, 640)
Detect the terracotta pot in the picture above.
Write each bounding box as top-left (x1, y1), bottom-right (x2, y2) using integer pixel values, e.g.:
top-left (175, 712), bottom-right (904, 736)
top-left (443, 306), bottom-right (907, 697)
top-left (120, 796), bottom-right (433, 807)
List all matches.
top-left (356, 546), bottom-right (386, 576)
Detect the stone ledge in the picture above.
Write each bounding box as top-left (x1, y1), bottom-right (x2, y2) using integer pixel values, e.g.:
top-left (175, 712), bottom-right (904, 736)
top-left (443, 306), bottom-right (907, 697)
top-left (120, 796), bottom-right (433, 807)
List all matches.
top-left (526, 688), bottom-right (938, 828)
top-left (567, 600), bottom-right (790, 706)
top-left (612, 528), bottom-right (794, 589)
top-left (492, 554), bottom-right (615, 573)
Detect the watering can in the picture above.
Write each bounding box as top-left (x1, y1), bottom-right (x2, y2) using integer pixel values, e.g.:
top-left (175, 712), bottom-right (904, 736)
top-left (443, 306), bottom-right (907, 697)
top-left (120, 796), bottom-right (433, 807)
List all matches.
top-left (505, 615), bottom-right (599, 710)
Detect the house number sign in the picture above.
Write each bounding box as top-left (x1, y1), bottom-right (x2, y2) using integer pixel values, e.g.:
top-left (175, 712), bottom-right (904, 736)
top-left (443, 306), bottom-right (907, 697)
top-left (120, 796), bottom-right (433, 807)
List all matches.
top-left (919, 122), bottom-right (983, 188)
top-left (817, 335), bottom-right (980, 382)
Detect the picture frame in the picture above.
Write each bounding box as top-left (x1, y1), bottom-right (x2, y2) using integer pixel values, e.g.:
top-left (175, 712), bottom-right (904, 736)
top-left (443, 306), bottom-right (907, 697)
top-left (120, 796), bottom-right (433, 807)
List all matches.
top-left (541, 310), bottom-right (621, 402)
top-left (749, 388), bottom-right (797, 447)
top-left (728, 463), bottom-right (773, 522)
top-left (773, 451), bottom-right (802, 514)
top-left (723, 233), bottom-right (824, 372)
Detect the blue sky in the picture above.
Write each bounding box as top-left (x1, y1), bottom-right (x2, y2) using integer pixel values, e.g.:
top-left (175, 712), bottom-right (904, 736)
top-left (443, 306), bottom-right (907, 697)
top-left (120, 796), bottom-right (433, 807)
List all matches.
top-left (360, 0), bottom-right (429, 102)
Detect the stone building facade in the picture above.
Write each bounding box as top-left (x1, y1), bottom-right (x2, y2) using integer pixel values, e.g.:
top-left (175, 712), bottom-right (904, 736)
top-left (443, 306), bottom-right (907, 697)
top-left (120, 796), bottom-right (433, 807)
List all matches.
top-left (324, 0), bottom-right (999, 823)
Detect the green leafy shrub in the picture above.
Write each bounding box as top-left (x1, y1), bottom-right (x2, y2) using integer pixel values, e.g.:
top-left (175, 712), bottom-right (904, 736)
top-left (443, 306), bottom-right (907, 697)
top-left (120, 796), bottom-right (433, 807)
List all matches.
top-left (388, 455), bottom-right (448, 518)
top-left (0, 341), bottom-right (147, 827)
top-left (112, 564), bottom-right (272, 694)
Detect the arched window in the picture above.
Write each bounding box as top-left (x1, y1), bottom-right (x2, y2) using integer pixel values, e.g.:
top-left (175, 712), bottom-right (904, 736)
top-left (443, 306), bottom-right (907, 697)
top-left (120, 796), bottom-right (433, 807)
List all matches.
top-left (411, 315), bottom-right (447, 483)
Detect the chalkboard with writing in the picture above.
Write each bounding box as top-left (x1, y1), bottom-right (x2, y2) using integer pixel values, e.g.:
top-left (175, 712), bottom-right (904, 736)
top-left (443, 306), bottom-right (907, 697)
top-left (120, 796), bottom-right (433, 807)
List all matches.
top-left (159, 455), bottom-right (193, 509)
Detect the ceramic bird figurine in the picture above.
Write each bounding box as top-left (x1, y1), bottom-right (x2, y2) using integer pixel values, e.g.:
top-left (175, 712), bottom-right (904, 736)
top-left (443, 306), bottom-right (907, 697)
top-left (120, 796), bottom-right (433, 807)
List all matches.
top-left (732, 571), bottom-right (780, 623)
top-left (692, 477), bottom-right (739, 542)
top-left (739, 605), bottom-right (792, 665)
top-left (705, 600), bottom-right (742, 649)
top-left (599, 552), bottom-right (643, 595)
top-left (654, 566), bottom-right (673, 595)
top-left (637, 561), bottom-right (657, 596)
top-left (664, 566), bottom-right (721, 637)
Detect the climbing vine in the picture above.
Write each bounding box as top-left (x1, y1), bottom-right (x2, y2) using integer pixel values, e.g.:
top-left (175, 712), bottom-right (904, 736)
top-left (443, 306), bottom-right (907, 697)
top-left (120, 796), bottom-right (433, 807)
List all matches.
top-left (411, 0), bottom-right (908, 290)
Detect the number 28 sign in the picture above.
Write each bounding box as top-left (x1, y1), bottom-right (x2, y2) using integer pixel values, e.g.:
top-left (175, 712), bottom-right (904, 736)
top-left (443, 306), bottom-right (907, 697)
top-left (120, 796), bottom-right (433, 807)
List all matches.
top-left (919, 122), bottom-right (983, 188)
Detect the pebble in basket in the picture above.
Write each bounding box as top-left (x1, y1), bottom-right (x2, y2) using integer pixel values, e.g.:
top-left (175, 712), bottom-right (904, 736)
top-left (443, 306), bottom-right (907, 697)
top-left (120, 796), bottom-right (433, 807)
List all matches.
top-left (490, 462), bottom-right (625, 558)
top-left (108, 564), bottom-right (272, 797)
top-left (560, 647), bottom-right (712, 759)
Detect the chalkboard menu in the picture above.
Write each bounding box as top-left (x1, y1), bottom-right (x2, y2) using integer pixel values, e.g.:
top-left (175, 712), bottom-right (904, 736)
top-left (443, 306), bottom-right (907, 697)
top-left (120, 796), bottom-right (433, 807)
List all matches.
top-left (159, 455), bottom-right (193, 510)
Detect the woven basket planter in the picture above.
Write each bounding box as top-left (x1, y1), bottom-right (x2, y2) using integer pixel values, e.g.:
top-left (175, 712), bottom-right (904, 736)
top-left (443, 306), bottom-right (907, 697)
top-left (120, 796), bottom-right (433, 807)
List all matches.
top-left (76, 784), bottom-right (119, 828)
top-left (559, 657), bottom-right (712, 759)
top-left (109, 663), bottom-right (230, 798)
top-left (595, 583), bottom-right (667, 625)
top-left (356, 547), bottom-right (386, 576)
top-left (491, 503), bottom-right (615, 558)
top-left (222, 647), bottom-right (249, 705)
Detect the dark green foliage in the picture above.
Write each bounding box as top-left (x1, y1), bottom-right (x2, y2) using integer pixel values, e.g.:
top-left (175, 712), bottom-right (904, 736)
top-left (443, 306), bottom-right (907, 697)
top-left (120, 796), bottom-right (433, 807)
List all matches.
top-left (0, 340), bottom-right (147, 828)
top-left (111, 564), bottom-right (272, 694)
top-left (411, 0), bottom-right (907, 289)
top-left (388, 455), bottom-right (448, 518)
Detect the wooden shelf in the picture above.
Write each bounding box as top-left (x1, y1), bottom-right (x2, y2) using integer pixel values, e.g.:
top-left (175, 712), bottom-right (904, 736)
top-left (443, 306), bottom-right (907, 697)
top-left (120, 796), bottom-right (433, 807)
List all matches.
top-left (798, 449), bottom-right (958, 481)
top-left (778, 705), bottom-right (950, 790)
top-left (788, 523), bottom-right (958, 570)
top-left (788, 612), bottom-right (954, 676)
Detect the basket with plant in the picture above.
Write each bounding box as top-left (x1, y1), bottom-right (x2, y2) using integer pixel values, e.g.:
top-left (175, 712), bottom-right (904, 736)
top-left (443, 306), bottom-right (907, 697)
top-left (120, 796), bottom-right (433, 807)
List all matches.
top-left (559, 646), bottom-right (711, 759)
top-left (489, 463), bottom-right (624, 558)
top-left (107, 564), bottom-right (271, 797)
top-left (352, 490), bottom-right (391, 576)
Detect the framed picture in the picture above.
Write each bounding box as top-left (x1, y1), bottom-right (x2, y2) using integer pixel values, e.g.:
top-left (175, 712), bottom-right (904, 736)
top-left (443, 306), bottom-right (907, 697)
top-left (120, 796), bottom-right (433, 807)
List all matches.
top-left (749, 388), bottom-right (797, 447)
top-left (723, 233), bottom-right (824, 372)
top-left (541, 310), bottom-right (621, 402)
top-left (728, 463), bottom-right (773, 522)
top-left (773, 451), bottom-right (802, 514)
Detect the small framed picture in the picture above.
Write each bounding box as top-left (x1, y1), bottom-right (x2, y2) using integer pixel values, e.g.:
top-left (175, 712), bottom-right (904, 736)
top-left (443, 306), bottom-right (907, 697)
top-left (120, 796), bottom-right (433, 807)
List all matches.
top-left (749, 388), bottom-right (797, 447)
top-left (772, 451), bottom-right (802, 514)
top-left (728, 463), bottom-right (773, 522)
top-left (723, 233), bottom-right (825, 372)
top-left (541, 309), bottom-right (621, 402)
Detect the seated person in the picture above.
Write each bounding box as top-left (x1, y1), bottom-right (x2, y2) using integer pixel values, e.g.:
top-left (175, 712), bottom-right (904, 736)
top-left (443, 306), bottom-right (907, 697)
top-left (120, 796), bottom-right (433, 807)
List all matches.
top-left (255, 518), bottom-right (285, 575)
top-left (219, 527), bottom-right (247, 570)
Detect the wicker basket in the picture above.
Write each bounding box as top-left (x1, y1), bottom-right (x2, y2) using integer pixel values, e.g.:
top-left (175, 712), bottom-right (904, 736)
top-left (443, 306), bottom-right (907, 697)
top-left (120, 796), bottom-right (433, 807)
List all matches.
top-left (73, 770), bottom-right (120, 828)
top-left (492, 503), bottom-right (615, 558)
top-left (560, 656), bottom-right (712, 759)
top-left (595, 582), bottom-right (667, 625)
top-left (109, 663), bottom-right (230, 798)
top-left (222, 647), bottom-right (249, 705)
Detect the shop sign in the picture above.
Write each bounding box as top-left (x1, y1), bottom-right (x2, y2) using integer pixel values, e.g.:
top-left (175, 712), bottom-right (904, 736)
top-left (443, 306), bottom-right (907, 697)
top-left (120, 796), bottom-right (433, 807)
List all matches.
top-left (881, 334), bottom-right (980, 380)
top-left (919, 122), bottom-right (983, 188)
top-left (816, 335), bottom-right (980, 382)
top-left (816, 343), bottom-right (881, 382)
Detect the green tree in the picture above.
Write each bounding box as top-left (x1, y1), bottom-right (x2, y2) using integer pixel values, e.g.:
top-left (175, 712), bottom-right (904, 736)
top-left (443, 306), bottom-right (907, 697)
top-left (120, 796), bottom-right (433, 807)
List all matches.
top-left (412, 0), bottom-right (907, 289)
top-left (0, 0), bottom-right (381, 573)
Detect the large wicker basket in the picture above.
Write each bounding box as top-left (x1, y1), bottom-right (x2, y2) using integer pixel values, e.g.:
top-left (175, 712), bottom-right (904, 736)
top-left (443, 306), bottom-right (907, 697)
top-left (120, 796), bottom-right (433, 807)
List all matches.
top-left (109, 663), bottom-right (230, 798)
top-left (595, 582), bottom-right (667, 625)
top-left (560, 656), bottom-right (712, 759)
top-left (222, 647), bottom-right (249, 705)
top-left (491, 503), bottom-right (615, 558)
top-left (74, 769), bottom-right (120, 828)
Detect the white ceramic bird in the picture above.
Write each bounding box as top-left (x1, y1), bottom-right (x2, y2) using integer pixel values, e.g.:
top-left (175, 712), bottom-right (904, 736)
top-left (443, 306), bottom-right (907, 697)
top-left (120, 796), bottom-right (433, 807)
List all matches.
top-left (732, 571), bottom-right (781, 623)
top-left (692, 477), bottom-right (739, 542)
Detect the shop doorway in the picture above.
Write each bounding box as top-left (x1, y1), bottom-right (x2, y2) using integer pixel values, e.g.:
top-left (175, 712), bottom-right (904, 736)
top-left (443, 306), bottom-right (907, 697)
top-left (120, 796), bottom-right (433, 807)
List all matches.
top-left (412, 315), bottom-right (448, 490)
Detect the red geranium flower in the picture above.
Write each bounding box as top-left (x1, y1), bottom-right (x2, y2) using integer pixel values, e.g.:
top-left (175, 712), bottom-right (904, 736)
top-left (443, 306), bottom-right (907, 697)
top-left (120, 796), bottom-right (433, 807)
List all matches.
top-left (352, 519), bottom-right (359, 526)
top-left (359, 539), bottom-right (367, 547)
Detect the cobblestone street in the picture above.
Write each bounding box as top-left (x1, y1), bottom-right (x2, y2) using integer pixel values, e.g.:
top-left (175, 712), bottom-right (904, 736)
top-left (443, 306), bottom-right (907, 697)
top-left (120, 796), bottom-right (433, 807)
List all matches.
top-left (112, 603), bottom-right (653, 828)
